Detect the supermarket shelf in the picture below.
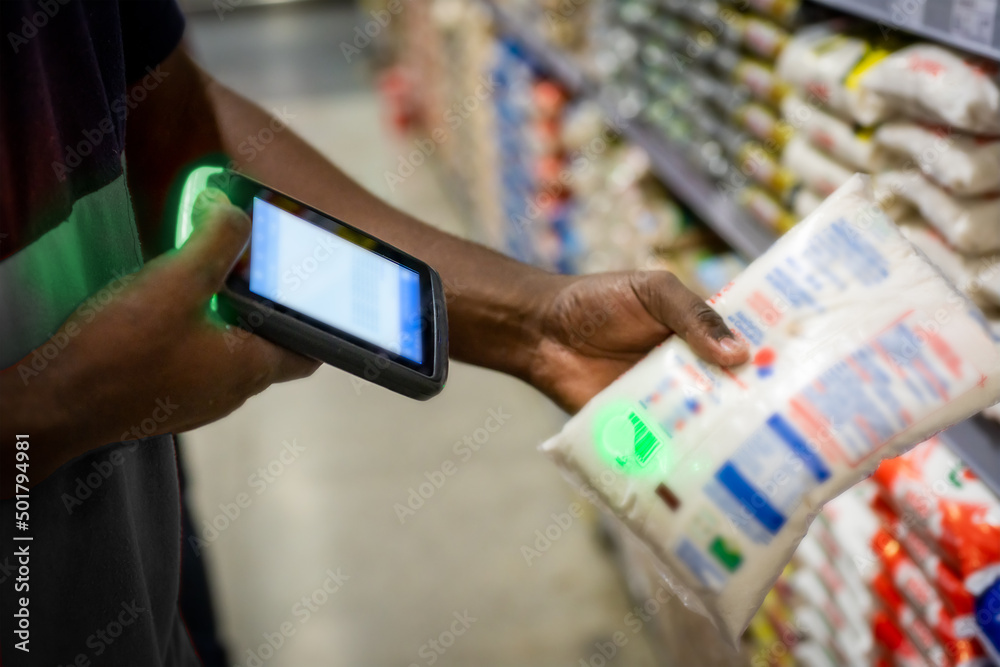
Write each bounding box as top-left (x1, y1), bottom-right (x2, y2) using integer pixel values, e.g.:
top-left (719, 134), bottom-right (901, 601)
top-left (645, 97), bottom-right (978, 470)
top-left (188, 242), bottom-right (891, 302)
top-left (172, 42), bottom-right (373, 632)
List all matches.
top-left (808, 0), bottom-right (1000, 62)
top-left (483, 1), bottom-right (1000, 497)
top-left (485, 2), bottom-right (588, 94)
top-left (484, 1), bottom-right (778, 259)
top-left (617, 120), bottom-right (779, 259)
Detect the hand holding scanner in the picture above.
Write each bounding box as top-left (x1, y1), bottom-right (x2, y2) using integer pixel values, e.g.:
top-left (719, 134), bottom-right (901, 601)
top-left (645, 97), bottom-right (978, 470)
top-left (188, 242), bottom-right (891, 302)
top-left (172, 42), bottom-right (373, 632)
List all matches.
top-left (176, 167), bottom-right (448, 400)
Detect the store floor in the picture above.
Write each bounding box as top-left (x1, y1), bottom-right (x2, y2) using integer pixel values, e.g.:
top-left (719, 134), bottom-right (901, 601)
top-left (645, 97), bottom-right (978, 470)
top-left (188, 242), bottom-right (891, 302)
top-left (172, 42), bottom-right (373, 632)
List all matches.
top-left (180, 4), bottom-right (658, 666)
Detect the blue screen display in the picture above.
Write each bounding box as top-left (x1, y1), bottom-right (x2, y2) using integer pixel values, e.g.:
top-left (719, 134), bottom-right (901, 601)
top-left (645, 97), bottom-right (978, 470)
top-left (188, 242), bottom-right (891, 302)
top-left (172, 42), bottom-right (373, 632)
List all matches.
top-left (249, 197), bottom-right (424, 364)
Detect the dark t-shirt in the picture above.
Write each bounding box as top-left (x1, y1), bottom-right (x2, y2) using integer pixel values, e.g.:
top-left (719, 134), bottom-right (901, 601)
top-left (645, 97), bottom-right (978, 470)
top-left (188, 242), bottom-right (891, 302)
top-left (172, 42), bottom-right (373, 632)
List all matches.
top-left (0, 2), bottom-right (201, 664)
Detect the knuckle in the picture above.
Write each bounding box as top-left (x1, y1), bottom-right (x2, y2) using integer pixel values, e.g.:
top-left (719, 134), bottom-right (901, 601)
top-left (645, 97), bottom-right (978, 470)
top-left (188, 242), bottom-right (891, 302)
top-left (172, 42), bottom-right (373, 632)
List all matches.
top-left (692, 303), bottom-right (723, 326)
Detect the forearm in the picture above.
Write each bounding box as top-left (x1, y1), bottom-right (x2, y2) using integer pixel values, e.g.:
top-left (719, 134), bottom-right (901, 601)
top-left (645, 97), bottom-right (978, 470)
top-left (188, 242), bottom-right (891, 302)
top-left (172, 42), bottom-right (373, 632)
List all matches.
top-left (128, 47), bottom-right (558, 380)
top-left (201, 73), bottom-right (559, 380)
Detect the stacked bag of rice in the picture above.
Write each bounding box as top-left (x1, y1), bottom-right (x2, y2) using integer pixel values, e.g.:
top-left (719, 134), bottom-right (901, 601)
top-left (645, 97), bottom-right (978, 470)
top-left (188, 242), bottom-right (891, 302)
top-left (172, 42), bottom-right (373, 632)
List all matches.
top-left (774, 21), bottom-right (898, 220)
top-left (862, 46), bottom-right (1000, 320)
top-left (861, 44), bottom-right (1000, 425)
top-left (775, 26), bottom-right (1000, 424)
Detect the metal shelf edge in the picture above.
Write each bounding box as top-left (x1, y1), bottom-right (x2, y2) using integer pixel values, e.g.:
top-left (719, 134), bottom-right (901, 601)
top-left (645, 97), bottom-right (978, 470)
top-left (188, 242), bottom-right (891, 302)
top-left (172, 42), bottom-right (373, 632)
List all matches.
top-left (808, 0), bottom-right (1000, 63)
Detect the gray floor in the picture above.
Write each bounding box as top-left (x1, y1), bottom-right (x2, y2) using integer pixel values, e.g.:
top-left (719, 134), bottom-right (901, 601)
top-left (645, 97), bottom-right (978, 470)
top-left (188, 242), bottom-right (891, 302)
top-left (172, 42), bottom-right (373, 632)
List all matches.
top-left (180, 4), bottom-right (658, 665)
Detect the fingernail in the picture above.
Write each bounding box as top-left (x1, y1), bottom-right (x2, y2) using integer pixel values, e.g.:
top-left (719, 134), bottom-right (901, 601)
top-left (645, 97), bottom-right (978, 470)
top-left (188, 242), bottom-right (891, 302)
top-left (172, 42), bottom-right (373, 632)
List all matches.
top-left (718, 337), bottom-right (746, 355)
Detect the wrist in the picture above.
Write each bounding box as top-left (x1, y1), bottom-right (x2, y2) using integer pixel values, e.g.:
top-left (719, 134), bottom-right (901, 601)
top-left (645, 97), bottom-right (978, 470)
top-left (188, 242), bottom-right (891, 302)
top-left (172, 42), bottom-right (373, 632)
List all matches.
top-left (446, 268), bottom-right (570, 383)
top-left (504, 271), bottom-right (573, 382)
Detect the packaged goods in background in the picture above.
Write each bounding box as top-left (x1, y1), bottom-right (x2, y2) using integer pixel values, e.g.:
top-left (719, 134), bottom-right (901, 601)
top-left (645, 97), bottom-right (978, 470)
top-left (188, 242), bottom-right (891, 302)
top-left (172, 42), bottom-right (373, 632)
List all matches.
top-left (873, 437), bottom-right (1000, 663)
top-left (787, 567), bottom-right (869, 662)
top-left (873, 438), bottom-right (1000, 593)
top-left (740, 14), bottom-right (790, 60)
top-left (872, 568), bottom-right (950, 666)
top-left (791, 186), bottom-right (823, 220)
top-left (897, 222), bottom-right (985, 307)
top-left (738, 185), bottom-right (797, 232)
top-left (781, 93), bottom-right (890, 172)
top-left (732, 102), bottom-right (793, 149)
top-left (873, 611), bottom-right (929, 667)
top-left (871, 175), bottom-right (918, 222)
top-left (823, 485), bottom-right (958, 666)
top-left (879, 504), bottom-right (976, 617)
top-left (736, 142), bottom-right (799, 199)
top-left (875, 171), bottom-right (1000, 254)
top-left (977, 260), bottom-right (1000, 308)
top-left (793, 640), bottom-right (840, 667)
top-left (541, 175), bottom-right (1000, 642)
top-left (869, 496), bottom-right (980, 640)
top-left (742, 0), bottom-right (803, 27)
top-left (791, 532), bottom-right (873, 651)
top-left (733, 57), bottom-right (790, 107)
top-left (781, 134), bottom-right (854, 197)
top-left (874, 124), bottom-right (1000, 197)
top-left (775, 22), bottom-right (893, 126)
top-left (690, 252), bottom-right (748, 299)
top-left (859, 45), bottom-right (1000, 135)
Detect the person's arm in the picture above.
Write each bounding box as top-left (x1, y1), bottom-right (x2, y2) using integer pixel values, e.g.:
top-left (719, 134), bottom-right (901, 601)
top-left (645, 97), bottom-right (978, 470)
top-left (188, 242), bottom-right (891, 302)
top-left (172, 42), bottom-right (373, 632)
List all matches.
top-left (126, 48), bottom-right (749, 412)
top-left (1, 39), bottom-right (749, 495)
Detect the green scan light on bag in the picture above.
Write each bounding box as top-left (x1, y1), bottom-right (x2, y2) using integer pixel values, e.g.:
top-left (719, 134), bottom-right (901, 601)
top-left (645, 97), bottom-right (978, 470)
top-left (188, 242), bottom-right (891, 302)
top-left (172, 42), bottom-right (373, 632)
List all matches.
top-left (176, 165), bottom-right (227, 314)
top-left (593, 401), bottom-right (671, 476)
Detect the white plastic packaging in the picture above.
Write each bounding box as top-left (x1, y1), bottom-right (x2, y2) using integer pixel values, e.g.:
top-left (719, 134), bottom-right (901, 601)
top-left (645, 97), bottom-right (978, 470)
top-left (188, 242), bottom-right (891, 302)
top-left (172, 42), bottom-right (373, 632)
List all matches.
top-left (860, 44), bottom-right (1000, 135)
top-left (781, 134), bottom-right (854, 197)
top-left (781, 93), bottom-right (890, 172)
top-left (897, 221), bottom-right (985, 307)
top-left (874, 170), bottom-right (1000, 254)
top-left (540, 175), bottom-right (1000, 643)
top-left (976, 259), bottom-right (1000, 308)
top-left (875, 123), bottom-right (1000, 196)
top-left (775, 23), bottom-right (892, 126)
top-left (791, 186), bottom-right (824, 220)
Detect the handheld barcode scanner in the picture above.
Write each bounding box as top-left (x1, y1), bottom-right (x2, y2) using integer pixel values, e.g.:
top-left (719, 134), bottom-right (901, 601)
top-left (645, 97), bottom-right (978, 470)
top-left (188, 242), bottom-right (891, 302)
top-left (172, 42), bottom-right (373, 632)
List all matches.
top-left (175, 166), bottom-right (448, 400)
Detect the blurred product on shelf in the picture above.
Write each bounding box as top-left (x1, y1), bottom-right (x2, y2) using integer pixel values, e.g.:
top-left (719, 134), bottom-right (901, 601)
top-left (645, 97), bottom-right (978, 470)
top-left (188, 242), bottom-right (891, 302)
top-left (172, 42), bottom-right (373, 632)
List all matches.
top-left (731, 55), bottom-right (791, 107)
top-left (874, 170), bottom-right (1000, 254)
top-left (738, 13), bottom-right (791, 60)
top-left (859, 44), bottom-right (1000, 135)
top-left (751, 454), bottom-right (1000, 667)
top-left (898, 222), bottom-right (991, 310)
top-left (396, 2), bottom-right (725, 274)
top-left (775, 21), bottom-right (895, 126)
top-left (737, 184), bottom-right (797, 231)
top-left (790, 185), bottom-right (823, 219)
top-left (873, 438), bottom-right (1000, 664)
top-left (874, 124), bottom-right (1000, 197)
top-left (741, 0), bottom-right (803, 27)
top-left (780, 134), bottom-right (853, 197)
top-left (780, 93), bottom-right (888, 172)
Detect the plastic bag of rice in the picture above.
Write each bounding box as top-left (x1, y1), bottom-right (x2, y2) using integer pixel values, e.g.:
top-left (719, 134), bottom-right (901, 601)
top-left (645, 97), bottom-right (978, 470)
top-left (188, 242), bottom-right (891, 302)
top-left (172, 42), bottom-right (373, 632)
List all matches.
top-left (874, 123), bottom-right (1000, 196)
top-left (860, 44), bottom-right (1000, 135)
top-left (541, 175), bottom-right (1000, 643)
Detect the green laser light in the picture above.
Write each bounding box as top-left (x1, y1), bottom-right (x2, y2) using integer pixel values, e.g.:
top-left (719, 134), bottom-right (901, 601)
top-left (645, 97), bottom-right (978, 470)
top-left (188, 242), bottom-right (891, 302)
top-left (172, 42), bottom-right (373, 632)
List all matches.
top-left (593, 401), bottom-right (672, 476)
top-left (176, 165), bottom-right (227, 314)
top-left (175, 165), bottom-right (226, 249)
